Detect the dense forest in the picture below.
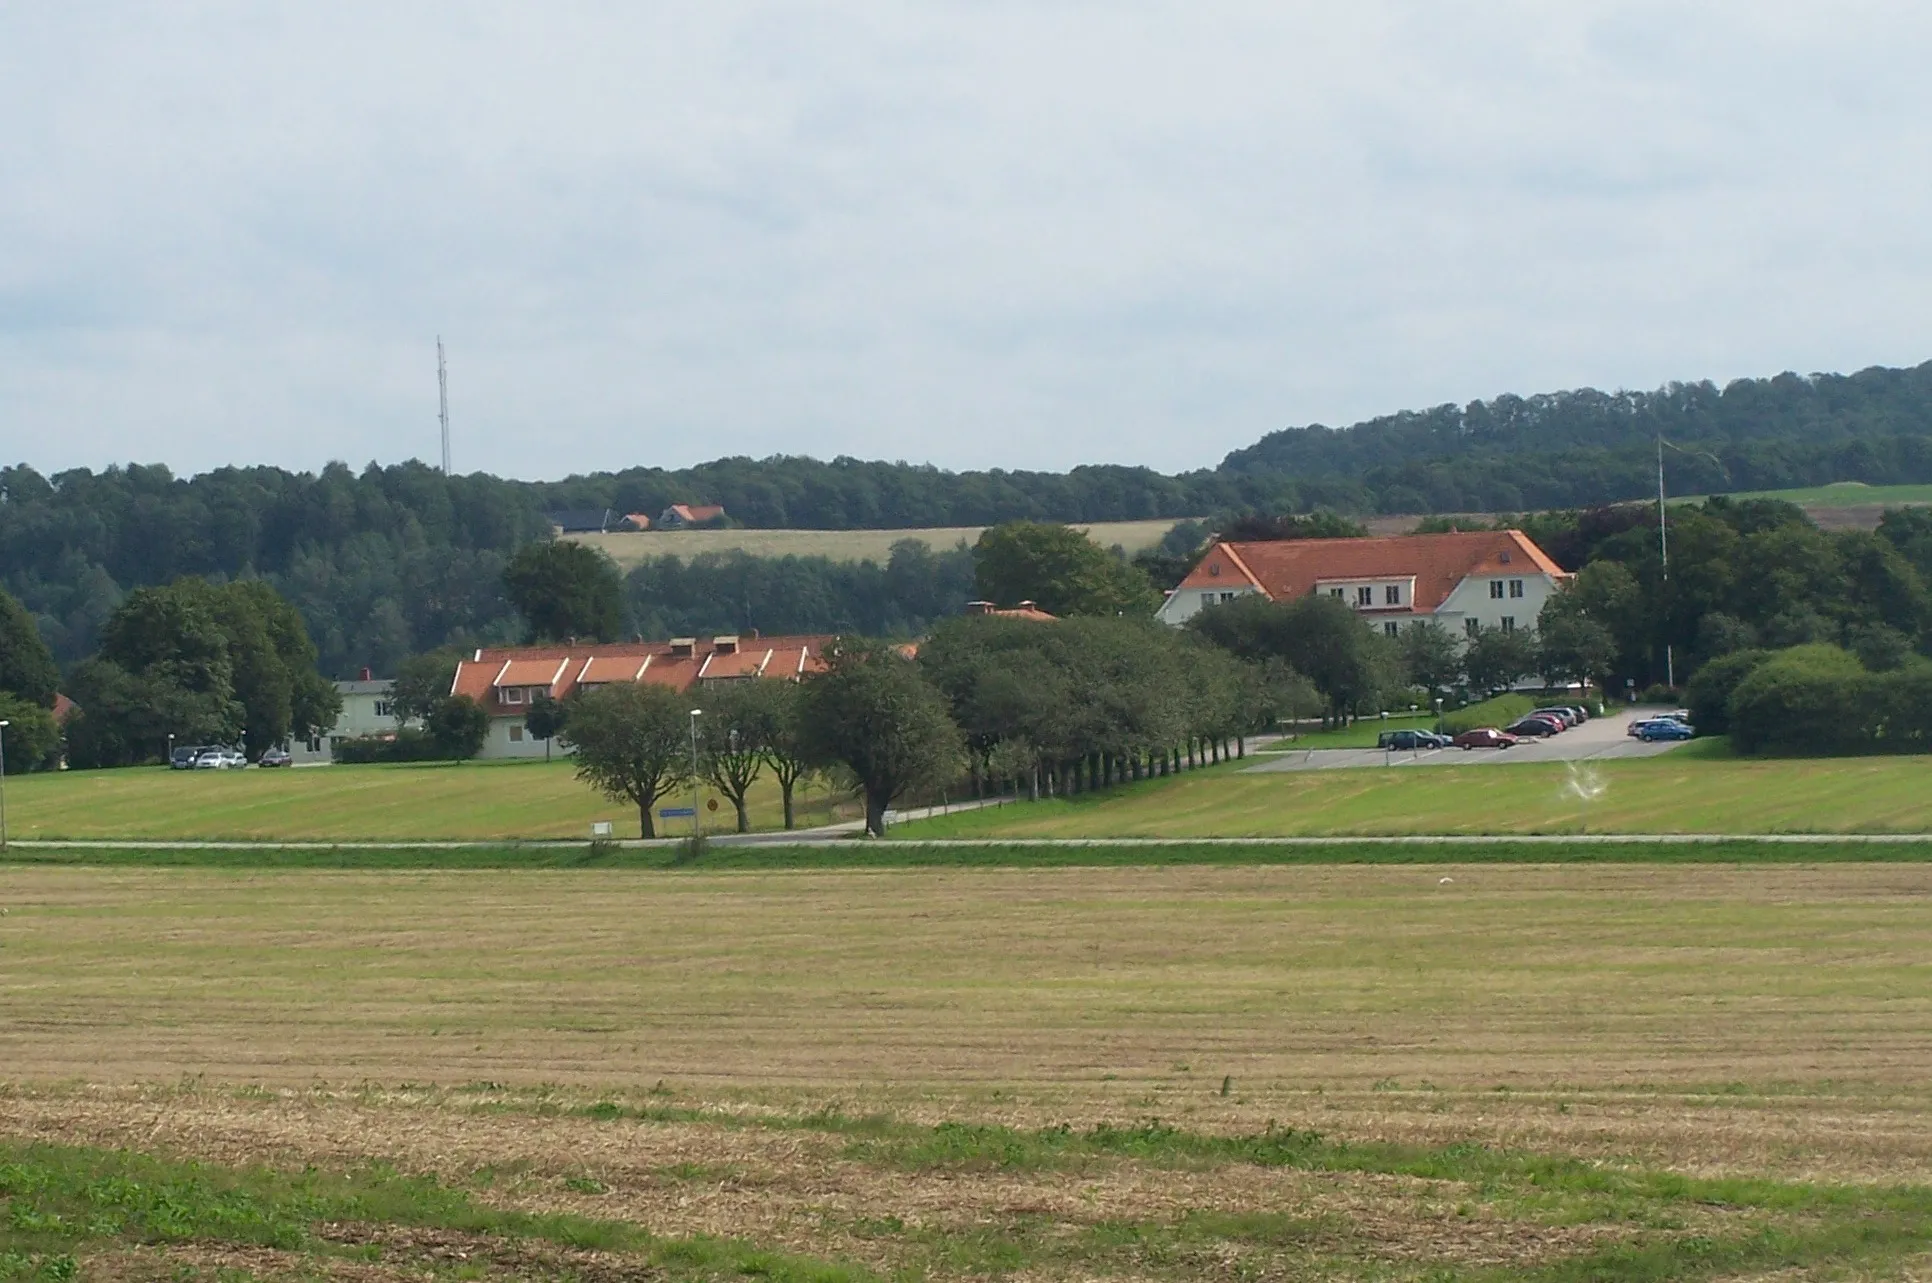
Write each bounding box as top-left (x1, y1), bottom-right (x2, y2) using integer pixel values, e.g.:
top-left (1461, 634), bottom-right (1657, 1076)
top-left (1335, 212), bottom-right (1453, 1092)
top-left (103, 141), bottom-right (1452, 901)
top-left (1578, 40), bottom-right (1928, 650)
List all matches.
top-left (5, 358), bottom-right (1932, 677)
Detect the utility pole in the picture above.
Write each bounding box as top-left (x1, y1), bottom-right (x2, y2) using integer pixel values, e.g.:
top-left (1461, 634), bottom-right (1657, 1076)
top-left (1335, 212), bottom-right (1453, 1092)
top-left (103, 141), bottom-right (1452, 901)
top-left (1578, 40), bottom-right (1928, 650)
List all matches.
top-left (688, 708), bottom-right (704, 841)
top-left (436, 336), bottom-right (450, 475)
top-left (1657, 436), bottom-right (1674, 688)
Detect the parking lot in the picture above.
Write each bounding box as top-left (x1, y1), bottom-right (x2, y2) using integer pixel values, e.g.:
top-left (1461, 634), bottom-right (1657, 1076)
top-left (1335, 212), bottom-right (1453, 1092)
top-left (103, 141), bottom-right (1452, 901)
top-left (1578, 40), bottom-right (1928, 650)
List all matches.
top-left (1243, 708), bottom-right (1692, 773)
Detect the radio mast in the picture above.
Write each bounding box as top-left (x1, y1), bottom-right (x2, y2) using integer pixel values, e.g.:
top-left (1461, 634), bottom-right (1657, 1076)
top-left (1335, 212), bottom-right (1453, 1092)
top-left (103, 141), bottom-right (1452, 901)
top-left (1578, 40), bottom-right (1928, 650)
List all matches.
top-left (437, 337), bottom-right (451, 474)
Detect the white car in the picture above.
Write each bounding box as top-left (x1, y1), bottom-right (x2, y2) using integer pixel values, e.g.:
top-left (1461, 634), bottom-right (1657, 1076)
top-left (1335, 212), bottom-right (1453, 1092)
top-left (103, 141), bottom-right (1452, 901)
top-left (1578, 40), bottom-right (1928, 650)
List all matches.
top-left (192, 748), bottom-right (247, 769)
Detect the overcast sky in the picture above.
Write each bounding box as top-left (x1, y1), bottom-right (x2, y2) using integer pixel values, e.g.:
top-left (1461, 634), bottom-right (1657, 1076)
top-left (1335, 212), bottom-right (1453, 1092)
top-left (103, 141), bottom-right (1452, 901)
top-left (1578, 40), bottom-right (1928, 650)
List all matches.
top-left (4, 3), bottom-right (1931, 481)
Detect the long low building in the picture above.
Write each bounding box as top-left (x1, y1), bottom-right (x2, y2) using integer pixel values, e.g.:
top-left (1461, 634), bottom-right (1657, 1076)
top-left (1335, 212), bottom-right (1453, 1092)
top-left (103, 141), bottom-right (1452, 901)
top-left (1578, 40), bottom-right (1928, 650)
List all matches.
top-left (1155, 529), bottom-right (1569, 636)
top-left (449, 633), bottom-right (831, 759)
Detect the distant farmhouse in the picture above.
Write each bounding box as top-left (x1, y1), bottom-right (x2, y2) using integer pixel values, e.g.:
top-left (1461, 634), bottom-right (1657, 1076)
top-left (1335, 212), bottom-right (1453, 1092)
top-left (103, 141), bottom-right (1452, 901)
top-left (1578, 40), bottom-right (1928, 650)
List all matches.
top-left (657, 503), bottom-right (727, 529)
top-left (449, 633), bottom-right (827, 759)
top-left (1156, 530), bottom-right (1568, 637)
top-left (545, 508), bottom-right (616, 535)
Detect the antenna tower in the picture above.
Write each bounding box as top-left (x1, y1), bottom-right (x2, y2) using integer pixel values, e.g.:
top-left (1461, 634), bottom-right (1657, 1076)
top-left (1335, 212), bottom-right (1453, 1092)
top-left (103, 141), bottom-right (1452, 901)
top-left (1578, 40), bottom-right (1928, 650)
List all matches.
top-left (437, 337), bottom-right (451, 474)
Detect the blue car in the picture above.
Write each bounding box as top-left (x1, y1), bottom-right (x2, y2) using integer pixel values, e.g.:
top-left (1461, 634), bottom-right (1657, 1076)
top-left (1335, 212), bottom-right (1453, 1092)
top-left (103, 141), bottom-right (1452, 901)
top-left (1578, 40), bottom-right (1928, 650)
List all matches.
top-left (1635, 718), bottom-right (1694, 742)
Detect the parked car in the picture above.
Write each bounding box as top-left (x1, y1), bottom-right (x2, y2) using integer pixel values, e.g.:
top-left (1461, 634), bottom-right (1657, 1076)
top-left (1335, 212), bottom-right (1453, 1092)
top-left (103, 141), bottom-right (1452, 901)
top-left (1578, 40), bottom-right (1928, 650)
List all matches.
top-left (170, 745), bottom-right (208, 770)
top-left (1504, 715), bottom-right (1564, 737)
top-left (193, 747), bottom-right (246, 769)
top-left (1529, 707), bottom-right (1578, 728)
top-left (1377, 729), bottom-right (1452, 751)
top-left (258, 746), bottom-right (293, 768)
top-left (1452, 727), bottom-right (1519, 750)
top-left (1635, 718), bottom-right (1695, 741)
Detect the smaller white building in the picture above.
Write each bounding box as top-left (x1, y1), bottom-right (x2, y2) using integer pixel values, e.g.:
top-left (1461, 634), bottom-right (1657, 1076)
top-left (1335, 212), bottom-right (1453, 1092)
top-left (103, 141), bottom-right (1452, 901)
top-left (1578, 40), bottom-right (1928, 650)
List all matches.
top-left (1156, 530), bottom-right (1568, 637)
top-left (291, 675), bottom-right (403, 764)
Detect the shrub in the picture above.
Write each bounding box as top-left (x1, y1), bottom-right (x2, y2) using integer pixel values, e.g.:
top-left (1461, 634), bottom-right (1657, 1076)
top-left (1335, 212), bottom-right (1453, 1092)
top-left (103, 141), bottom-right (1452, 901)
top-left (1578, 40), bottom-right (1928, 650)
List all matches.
top-left (1683, 649), bottom-right (1769, 736)
top-left (1875, 659), bottom-right (1932, 745)
top-left (1727, 645), bottom-right (1870, 755)
top-left (1439, 693), bottom-right (1535, 736)
top-left (1638, 683), bottom-right (1680, 704)
top-left (332, 729), bottom-right (445, 764)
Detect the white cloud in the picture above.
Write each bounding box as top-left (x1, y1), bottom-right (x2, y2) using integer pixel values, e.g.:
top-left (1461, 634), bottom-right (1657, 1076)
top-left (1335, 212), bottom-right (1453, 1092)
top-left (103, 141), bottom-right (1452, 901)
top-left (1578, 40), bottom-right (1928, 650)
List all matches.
top-left (3, 2), bottom-right (1930, 479)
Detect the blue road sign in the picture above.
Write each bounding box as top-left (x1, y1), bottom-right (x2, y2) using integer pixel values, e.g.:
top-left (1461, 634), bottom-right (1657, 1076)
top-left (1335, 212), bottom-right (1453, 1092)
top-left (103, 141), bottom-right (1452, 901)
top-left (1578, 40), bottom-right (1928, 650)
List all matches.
top-left (658, 806), bottom-right (696, 818)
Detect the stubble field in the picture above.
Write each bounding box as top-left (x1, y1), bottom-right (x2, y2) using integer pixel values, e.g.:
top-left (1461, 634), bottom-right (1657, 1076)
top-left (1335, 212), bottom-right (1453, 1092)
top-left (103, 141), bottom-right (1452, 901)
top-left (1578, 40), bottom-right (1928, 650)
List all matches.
top-left (6, 861), bottom-right (1932, 1279)
top-left (568, 518), bottom-right (1188, 568)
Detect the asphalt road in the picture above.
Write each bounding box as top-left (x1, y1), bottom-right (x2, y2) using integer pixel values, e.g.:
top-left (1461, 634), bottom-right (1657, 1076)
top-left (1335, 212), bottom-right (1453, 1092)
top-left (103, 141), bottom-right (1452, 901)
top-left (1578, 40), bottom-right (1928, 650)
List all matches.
top-left (1242, 708), bottom-right (1691, 773)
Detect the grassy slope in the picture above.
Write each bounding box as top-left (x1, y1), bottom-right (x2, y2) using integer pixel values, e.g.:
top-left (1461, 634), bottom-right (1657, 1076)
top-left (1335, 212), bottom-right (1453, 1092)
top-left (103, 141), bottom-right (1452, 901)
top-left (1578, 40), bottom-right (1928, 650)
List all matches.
top-left (0, 758), bottom-right (852, 842)
top-left (891, 744), bottom-right (1932, 838)
top-left (1679, 481), bottom-right (1932, 507)
top-left (569, 518), bottom-right (1186, 568)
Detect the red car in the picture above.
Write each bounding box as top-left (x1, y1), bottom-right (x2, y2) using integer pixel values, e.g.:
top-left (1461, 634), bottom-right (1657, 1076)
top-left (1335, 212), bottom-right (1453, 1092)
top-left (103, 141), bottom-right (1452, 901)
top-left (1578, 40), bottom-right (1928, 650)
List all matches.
top-left (1452, 727), bottom-right (1519, 750)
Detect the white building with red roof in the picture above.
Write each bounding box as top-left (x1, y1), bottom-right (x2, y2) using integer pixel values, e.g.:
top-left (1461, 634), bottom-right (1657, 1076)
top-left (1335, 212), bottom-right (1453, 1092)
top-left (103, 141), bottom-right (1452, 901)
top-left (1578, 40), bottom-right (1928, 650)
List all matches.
top-left (450, 633), bottom-right (829, 759)
top-left (1156, 530), bottom-right (1569, 639)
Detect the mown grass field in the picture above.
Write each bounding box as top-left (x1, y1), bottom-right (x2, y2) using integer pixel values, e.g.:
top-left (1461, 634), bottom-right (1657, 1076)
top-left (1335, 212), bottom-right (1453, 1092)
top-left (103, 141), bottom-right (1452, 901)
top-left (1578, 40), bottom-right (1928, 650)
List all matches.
top-left (0, 758), bottom-right (853, 841)
top-left (7, 862), bottom-right (1932, 1280)
top-left (569, 517), bottom-right (1188, 568)
top-left (893, 746), bottom-right (1932, 839)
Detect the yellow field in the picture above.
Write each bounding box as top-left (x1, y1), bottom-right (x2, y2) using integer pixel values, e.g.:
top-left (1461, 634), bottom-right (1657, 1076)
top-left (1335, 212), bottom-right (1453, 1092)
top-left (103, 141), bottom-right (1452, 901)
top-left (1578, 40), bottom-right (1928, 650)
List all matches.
top-left (569, 517), bottom-right (1189, 567)
top-left (8, 862), bottom-right (1932, 1279)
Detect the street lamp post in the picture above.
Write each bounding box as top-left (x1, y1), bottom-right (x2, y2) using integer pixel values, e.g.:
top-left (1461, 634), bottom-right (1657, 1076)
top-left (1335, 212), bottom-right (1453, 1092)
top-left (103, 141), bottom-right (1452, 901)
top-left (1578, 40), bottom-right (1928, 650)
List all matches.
top-left (688, 709), bottom-right (704, 840)
top-left (0, 719), bottom-right (10, 850)
top-left (167, 732), bottom-right (175, 769)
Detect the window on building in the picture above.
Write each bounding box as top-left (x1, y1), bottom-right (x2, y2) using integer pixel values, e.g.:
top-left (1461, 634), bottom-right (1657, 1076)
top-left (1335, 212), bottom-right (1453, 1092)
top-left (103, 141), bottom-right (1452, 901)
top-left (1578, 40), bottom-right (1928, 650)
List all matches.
top-left (1357, 586), bottom-right (1373, 606)
top-left (1220, 591), bottom-right (1236, 603)
top-left (307, 734), bottom-right (322, 753)
top-left (1329, 587), bottom-right (1345, 599)
top-left (373, 700), bottom-right (394, 718)
top-left (502, 687), bottom-right (524, 704)
top-left (509, 725), bottom-right (524, 742)
top-left (1509, 579), bottom-right (1524, 598)
top-left (1501, 616), bottom-right (1516, 633)
top-left (1385, 585), bottom-right (1401, 604)
top-left (1489, 580), bottom-right (1505, 599)
top-left (1465, 619), bottom-right (1481, 638)
top-left (1383, 621), bottom-right (1400, 637)
top-left (1201, 592), bottom-right (1214, 609)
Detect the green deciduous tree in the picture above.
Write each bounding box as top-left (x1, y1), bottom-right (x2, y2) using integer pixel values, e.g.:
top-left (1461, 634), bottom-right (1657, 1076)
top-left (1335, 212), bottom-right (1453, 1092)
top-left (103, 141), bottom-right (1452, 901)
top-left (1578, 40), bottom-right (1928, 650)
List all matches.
top-left (1186, 594), bottom-right (1396, 726)
top-left (524, 693), bottom-right (568, 760)
top-left (0, 692), bottom-right (61, 774)
top-left (692, 680), bottom-right (794, 833)
top-left (563, 682), bottom-right (694, 838)
top-left (392, 648), bottom-right (464, 724)
top-left (1462, 625), bottom-right (1538, 696)
top-left (426, 694), bottom-right (490, 759)
top-left (504, 540), bottom-right (626, 643)
top-left (0, 588), bottom-right (58, 708)
top-left (1396, 621), bottom-right (1463, 704)
top-left (801, 639), bottom-right (964, 836)
top-left (972, 521), bottom-right (1160, 617)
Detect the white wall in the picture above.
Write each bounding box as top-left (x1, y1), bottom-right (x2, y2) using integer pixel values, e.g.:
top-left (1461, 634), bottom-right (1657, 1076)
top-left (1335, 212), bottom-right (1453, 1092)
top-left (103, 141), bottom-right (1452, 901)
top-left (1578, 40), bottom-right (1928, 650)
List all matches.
top-left (478, 716), bottom-right (573, 761)
top-left (1435, 571), bottom-right (1560, 639)
top-left (1157, 584), bottom-right (1257, 626)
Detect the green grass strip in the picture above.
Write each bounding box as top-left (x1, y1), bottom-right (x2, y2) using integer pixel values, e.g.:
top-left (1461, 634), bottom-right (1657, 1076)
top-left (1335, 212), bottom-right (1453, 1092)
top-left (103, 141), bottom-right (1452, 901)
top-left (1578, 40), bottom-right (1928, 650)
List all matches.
top-left (0, 1141), bottom-right (868, 1283)
top-left (7, 837), bottom-right (1932, 870)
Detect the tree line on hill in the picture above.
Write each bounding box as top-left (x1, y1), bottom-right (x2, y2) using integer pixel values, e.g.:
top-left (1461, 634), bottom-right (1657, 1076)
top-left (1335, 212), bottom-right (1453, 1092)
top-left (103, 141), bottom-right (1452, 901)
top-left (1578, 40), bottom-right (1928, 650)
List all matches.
top-left (8, 358), bottom-right (1932, 679)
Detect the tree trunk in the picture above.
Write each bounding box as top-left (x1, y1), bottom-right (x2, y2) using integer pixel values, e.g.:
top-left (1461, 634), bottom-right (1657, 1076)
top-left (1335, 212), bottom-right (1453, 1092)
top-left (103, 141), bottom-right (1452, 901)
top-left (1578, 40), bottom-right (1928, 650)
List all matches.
top-left (734, 796), bottom-right (750, 834)
top-left (864, 787), bottom-right (888, 837)
top-left (638, 800), bottom-right (656, 839)
top-left (1027, 767), bottom-right (1040, 802)
top-left (781, 778), bottom-right (796, 830)
top-left (1237, 736), bottom-right (1246, 759)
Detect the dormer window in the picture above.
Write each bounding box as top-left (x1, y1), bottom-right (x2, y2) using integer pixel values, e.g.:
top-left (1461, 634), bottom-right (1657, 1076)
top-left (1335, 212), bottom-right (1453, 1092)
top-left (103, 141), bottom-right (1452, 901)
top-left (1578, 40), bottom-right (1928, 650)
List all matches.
top-left (502, 687), bottom-right (525, 705)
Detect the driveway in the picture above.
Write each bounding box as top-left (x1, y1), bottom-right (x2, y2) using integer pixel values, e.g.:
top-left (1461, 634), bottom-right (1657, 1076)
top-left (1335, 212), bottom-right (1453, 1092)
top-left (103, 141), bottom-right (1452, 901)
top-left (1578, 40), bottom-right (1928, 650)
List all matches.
top-left (1242, 709), bottom-right (1691, 773)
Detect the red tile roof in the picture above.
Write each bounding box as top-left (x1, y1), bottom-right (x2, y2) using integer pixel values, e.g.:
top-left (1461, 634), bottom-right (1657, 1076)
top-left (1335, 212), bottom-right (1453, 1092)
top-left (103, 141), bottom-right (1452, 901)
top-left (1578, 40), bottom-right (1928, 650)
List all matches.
top-left (1178, 530), bottom-right (1565, 614)
top-left (451, 635), bottom-right (832, 710)
top-left (965, 600), bottom-right (1057, 622)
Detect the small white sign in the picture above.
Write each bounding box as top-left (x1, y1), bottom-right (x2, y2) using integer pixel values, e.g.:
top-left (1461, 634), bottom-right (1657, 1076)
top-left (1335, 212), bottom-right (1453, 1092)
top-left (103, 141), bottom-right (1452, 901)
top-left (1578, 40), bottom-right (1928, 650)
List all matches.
top-left (590, 821), bottom-right (613, 838)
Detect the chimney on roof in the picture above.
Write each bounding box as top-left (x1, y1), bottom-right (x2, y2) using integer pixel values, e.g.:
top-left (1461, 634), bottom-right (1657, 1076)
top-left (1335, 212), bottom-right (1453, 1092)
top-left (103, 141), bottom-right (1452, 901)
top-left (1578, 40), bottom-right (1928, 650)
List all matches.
top-left (566, 636), bottom-right (576, 646)
top-left (360, 666), bottom-right (372, 681)
top-left (749, 627), bottom-right (760, 640)
top-left (967, 600), bottom-right (995, 614)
